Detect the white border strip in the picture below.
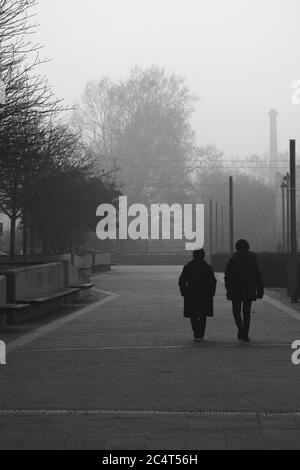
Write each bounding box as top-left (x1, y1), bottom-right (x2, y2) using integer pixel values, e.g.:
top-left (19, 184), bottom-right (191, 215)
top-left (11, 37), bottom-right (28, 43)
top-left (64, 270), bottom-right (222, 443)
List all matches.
top-left (7, 289), bottom-right (119, 354)
top-left (264, 295), bottom-right (300, 321)
top-left (12, 343), bottom-right (291, 353)
top-left (218, 272), bottom-right (300, 321)
top-left (0, 409), bottom-right (299, 418)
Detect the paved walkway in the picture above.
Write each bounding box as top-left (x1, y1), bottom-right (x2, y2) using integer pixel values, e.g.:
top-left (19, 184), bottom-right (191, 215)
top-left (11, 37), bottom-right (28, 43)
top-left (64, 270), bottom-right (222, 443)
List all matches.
top-left (1, 266), bottom-right (300, 449)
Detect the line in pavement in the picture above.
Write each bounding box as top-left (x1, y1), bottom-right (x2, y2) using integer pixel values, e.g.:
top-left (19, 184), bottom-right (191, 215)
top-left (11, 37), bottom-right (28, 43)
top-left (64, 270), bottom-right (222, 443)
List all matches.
top-left (217, 273), bottom-right (300, 321)
top-left (0, 409), bottom-right (299, 417)
top-left (12, 343), bottom-right (291, 353)
top-left (264, 295), bottom-right (300, 321)
top-left (7, 289), bottom-right (120, 354)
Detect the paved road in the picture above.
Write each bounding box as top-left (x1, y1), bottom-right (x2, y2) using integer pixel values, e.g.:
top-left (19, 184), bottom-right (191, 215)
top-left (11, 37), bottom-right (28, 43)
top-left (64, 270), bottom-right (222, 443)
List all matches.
top-left (0, 266), bottom-right (300, 449)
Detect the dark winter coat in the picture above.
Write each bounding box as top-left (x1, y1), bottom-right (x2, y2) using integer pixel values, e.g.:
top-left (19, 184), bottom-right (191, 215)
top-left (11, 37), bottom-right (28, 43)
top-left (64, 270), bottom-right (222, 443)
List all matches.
top-left (225, 251), bottom-right (264, 301)
top-left (179, 259), bottom-right (217, 318)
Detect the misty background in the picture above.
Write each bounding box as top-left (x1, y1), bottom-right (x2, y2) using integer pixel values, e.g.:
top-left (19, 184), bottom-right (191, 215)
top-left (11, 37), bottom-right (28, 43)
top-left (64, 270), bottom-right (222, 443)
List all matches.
top-left (0, 0), bottom-right (298, 256)
top-left (37, 0), bottom-right (300, 158)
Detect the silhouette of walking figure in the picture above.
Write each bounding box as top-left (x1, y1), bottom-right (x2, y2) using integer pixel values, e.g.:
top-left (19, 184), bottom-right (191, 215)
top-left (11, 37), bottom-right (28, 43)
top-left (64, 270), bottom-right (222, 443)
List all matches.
top-left (225, 239), bottom-right (264, 342)
top-left (179, 249), bottom-right (217, 342)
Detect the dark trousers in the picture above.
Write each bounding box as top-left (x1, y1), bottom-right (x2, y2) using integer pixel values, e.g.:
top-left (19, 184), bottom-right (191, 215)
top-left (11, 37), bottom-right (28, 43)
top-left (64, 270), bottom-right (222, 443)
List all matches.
top-left (232, 299), bottom-right (252, 337)
top-left (190, 315), bottom-right (207, 339)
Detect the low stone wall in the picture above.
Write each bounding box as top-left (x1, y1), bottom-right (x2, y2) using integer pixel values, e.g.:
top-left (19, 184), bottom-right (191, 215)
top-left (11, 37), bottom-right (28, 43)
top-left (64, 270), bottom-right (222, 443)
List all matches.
top-left (1, 263), bottom-right (64, 303)
top-left (0, 276), bottom-right (6, 307)
top-left (112, 252), bottom-right (191, 266)
top-left (61, 254), bottom-right (93, 285)
top-left (61, 252), bottom-right (111, 284)
top-left (61, 255), bottom-right (81, 286)
top-left (0, 251), bottom-right (110, 306)
top-left (0, 276), bottom-right (6, 306)
top-left (92, 252), bottom-right (111, 266)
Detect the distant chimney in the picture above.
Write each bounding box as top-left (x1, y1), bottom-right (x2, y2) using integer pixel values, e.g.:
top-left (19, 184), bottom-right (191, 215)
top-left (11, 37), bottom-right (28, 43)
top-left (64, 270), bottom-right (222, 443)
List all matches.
top-left (269, 109), bottom-right (278, 168)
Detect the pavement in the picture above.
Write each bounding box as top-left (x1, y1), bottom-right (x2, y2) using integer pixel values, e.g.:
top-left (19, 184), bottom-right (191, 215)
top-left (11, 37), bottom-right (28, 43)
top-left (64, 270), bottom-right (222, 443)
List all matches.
top-left (0, 266), bottom-right (300, 450)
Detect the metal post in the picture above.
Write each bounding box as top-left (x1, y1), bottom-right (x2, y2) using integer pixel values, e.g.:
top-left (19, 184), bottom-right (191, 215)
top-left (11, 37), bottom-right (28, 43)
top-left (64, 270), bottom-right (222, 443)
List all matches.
top-left (285, 173), bottom-right (291, 253)
top-left (215, 202), bottom-right (219, 254)
top-left (229, 177), bottom-right (234, 254)
top-left (221, 205), bottom-right (224, 252)
top-left (209, 199), bottom-right (213, 256)
top-left (281, 180), bottom-right (286, 251)
top-left (290, 140), bottom-right (298, 302)
top-left (23, 171), bottom-right (28, 257)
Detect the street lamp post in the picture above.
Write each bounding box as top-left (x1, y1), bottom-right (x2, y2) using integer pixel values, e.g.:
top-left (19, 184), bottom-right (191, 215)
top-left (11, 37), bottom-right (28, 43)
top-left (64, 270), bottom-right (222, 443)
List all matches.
top-left (209, 199), bottom-right (213, 257)
top-left (290, 140), bottom-right (298, 303)
top-left (221, 204), bottom-right (224, 252)
top-left (280, 179), bottom-right (287, 251)
top-left (229, 177), bottom-right (234, 254)
top-left (284, 173), bottom-right (291, 253)
top-left (215, 202), bottom-right (219, 254)
top-left (0, 77), bottom-right (6, 254)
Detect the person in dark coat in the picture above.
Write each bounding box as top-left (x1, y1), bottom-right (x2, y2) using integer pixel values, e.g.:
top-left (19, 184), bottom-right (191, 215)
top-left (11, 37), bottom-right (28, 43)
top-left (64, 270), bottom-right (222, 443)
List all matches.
top-left (225, 239), bottom-right (264, 342)
top-left (179, 249), bottom-right (217, 342)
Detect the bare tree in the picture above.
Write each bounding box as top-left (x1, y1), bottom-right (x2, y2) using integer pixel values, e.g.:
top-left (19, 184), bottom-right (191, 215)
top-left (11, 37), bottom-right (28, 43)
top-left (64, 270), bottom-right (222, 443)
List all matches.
top-left (0, 0), bottom-right (68, 257)
top-left (74, 66), bottom-right (199, 204)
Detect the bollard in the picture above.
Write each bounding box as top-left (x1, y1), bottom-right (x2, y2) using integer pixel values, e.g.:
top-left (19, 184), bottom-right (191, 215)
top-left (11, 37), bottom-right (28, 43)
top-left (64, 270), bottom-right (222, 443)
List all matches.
top-left (0, 340), bottom-right (6, 365)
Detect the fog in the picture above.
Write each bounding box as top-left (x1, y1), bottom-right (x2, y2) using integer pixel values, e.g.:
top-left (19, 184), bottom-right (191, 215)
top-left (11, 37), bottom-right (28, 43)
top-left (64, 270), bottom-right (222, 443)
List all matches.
top-left (36, 0), bottom-right (300, 159)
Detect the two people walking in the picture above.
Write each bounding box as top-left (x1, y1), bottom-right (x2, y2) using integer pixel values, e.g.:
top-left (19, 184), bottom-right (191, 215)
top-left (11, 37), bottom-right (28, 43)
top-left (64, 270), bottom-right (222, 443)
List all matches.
top-left (179, 239), bottom-right (264, 343)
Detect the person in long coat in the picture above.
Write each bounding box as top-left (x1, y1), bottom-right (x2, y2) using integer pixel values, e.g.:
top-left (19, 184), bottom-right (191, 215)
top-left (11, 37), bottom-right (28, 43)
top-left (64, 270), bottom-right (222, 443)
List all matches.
top-left (179, 249), bottom-right (217, 342)
top-left (225, 239), bottom-right (264, 342)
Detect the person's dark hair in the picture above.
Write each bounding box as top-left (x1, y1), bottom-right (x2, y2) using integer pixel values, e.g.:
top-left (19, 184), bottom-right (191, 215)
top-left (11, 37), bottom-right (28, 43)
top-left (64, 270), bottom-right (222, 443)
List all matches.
top-left (235, 239), bottom-right (250, 251)
top-left (193, 249), bottom-right (206, 260)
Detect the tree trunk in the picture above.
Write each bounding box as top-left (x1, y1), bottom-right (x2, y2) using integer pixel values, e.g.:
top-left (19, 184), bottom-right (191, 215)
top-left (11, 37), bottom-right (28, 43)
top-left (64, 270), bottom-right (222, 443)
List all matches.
top-left (30, 216), bottom-right (35, 255)
top-left (9, 210), bottom-right (16, 261)
top-left (41, 229), bottom-right (47, 255)
top-left (23, 210), bottom-right (28, 257)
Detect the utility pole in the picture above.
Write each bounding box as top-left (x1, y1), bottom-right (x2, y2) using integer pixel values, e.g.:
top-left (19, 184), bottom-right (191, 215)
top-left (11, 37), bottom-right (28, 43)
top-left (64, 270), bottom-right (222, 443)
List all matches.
top-left (221, 204), bottom-right (224, 252)
top-left (229, 177), bottom-right (234, 254)
top-left (209, 199), bottom-right (213, 257)
top-left (290, 140), bottom-right (298, 302)
top-left (284, 173), bottom-right (291, 253)
top-left (215, 202), bottom-right (219, 254)
top-left (280, 179), bottom-right (286, 251)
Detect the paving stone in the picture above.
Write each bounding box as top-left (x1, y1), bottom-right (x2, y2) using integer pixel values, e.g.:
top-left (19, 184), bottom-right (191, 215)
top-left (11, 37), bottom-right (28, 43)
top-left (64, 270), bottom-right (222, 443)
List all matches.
top-left (1, 267), bottom-right (300, 449)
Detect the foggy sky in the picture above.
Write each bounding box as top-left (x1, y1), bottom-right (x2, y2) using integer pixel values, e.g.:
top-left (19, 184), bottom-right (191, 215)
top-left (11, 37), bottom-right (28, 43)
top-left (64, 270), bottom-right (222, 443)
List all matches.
top-left (36, 0), bottom-right (300, 160)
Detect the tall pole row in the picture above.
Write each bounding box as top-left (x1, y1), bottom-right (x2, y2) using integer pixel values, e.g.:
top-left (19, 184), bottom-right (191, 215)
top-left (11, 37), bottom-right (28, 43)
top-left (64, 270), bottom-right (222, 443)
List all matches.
top-left (286, 173), bottom-right (291, 253)
top-left (215, 202), bottom-right (219, 254)
top-left (209, 199), bottom-right (213, 257)
top-left (229, 176), bottom-right (234, 254)
top-left (290, 140), bottom-right (298, 303)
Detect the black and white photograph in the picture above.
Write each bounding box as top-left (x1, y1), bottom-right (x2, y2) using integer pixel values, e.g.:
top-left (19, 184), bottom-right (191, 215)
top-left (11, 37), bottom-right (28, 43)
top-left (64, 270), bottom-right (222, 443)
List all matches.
top-left (0, 0), bottom-right (300, 453)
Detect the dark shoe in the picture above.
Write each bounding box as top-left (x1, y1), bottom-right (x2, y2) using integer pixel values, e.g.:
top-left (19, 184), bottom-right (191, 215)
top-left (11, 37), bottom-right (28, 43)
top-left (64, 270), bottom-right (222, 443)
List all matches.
top-left (194, 337), bottom-right (204, 343)
top-left (237, 329), bottom-right (243, 341)
top-left (243, 336), bottom-right (250, 342)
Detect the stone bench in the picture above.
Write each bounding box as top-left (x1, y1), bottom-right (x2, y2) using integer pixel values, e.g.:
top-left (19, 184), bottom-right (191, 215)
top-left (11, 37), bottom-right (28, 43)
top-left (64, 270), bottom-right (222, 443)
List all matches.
top-left (0, 310), bottom-right (7, 329)
top-left (1, 304), bottom-right (31, 327)
top-left (91, 264), bottom-right (112, 273)
top-left (6, 288), bottom-right (81, 325)
top-left (69, 283), bottom-right (95, 300)
top-left (0, 262), bottom-right (99, 326)
top-left (0, 263), bottom-right (65, 304)
top-left (0, 275), bottom-right (8, 329)
top-left (22, 287), bottom-right (80, 304)
top-left (91, 252), bottom-right (112, 273)
top-left (16, 287), bottom-right (82, 323)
